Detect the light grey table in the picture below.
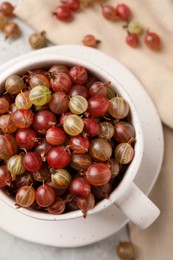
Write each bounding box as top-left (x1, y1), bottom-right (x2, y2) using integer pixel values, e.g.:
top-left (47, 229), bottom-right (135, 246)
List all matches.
top-left (0, 1), bottom-right (129, 259)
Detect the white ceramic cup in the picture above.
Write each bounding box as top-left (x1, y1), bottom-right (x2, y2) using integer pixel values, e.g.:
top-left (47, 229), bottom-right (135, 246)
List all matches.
top-left (0, 54), bottom-right (160, 229)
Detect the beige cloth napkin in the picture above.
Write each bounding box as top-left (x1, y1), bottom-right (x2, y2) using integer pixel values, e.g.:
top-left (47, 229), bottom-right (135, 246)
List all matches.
top-left (14, 0), bottom-right (173, 128)
top-left (14, 0), bottom-right (173, 259)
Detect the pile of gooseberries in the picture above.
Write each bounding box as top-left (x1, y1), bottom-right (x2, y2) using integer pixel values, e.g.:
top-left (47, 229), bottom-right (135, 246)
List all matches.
top-left (0, 63), bottom-right (136, 217)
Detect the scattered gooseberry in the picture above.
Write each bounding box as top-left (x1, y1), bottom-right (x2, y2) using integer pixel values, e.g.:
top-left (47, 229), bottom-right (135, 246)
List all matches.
top-left (102, 5), bottom-right (117, 21)
top-left (29, 31), bottom-right (47, 49)
top-left (126, 33), bottom-right (139, 48)
top-left (4, 22), bottom-right (21, 39)
top-left (0, 2), bottom-right (14, 17)
top-left (116, 241), bottom-right (136, 260)
top-left (144, 31), bottom-right (161, 50)
top-left (53, 5), bottom-right (72, 21)
top-left (82, 34), bottom-right (100, 48)
top-left (116, 4), bottom-right (131, 21)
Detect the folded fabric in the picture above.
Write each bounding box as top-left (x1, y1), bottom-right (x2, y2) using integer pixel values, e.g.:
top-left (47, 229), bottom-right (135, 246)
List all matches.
top-left (14, 0), bottom-right (173, 128)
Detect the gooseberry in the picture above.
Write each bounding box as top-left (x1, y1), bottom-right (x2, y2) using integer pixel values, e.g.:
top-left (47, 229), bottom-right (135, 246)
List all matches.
top-left (89, 138), bottom-right (112, 161)
top-left (86, 163), bottom-right (111, 186)
top-left (34, 138), bottom-right (53, 161)
top-left (76, 192), bottom-right (95, 218)
top-left (0, 134), bottom-right (18, 160)
top-left (91, 182), bottom-right (112, 199)
top-left (126, 33), bottom-right (139, 48)
top-left (15, 91), bottom-right (32, 109)
top-left (4, 22), bottom-right (21, 39)
top-left (51, 168), bottom-right (72, 189)
top-left (0, 2), bottom-right (14, 17)
top-left (29, 31), bottom-right (47, 50)
top-left (116, 241), bottom-right (136, 260)
top-left (47, 147), bottom-right (70, 169)
top-left (0, 98), bottom-right (9, 115)
top-left (115, 143), bottom-right (134, 164)
top-left (102, 5), bottom-right (117, 21)
top-left (82, 34), bottom-right (100, 48)
top-left (23, 152), bottom-right (42, 173)
top-left (83, 117), bottom-right (100, 137)
top-left (63, 114), bottom-right (84, 136)
top-left (68, 65), bottom-right (88, 85)
top-left (46, 197), bottom-right (65, 215)
top-left (50, 72), bottom-right (72, 93)
top-left (69, 84), bottom-right (89, 98)
top-left (15, 128), bottom-right (37, 149)
top-left (144, 31), bottom-right (161, 50)
top-left (5, 75), bottom-right (25, 94)
top-left (114, 121), bottom-right (135, 143)
top-left (108, 97), bottom-right (130, 119)
top-left (0, 114), bottom-right (17, 133)
top-left (49, 64), bottom-right (68, 74)
top-left (127, 20), bottom-right (143, 35)
top-left (32, 110), bottom-right (57, 132)
top-left (0, 13), bottom-right (8, 31)
top-left (69, 95), bottom-right (88, 114)
top-left (98, 121), bottom-right (114, 140)
top-left (89, 81), bottom-right (109, 97)
top-left (36, 184), bottom-right (55, 207)
top-left (69, 134), bottom-right (90, 153)
top-left (28, 72), bottom-right (50, 88)
top-left (49, 92), bottom-right (69, 114)
top-left (53, 5), bottom-right (72, 21)
top-left (116, 4), bottom-right (131, 21)
top-left (15, 185), bottom-right (36, 208)
top-left (87, 96), bottom-right (109, 117)
top-left (0, 165), bottom-right (12, 188)
top-left (46, 127), bottom-right (67, 145)
top-left (29, 86), bottom-right (51, 106)
top-left (12, 109), bottom-right (34, 129)
top-left (70, 177), bottom-right (91, 198)
top-left (7, 154), bottom-right (25, 175)
top-left (64, 0), bottom-right (80, 11)
top-left (70, 153), bottom-right (92, 170)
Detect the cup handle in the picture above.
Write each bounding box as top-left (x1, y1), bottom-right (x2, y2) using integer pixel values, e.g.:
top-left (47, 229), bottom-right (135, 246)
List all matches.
top-left (114, 182), bottom-right (160, 229)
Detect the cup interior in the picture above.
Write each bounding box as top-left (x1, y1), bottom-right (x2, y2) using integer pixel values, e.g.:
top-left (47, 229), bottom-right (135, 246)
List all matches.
top-left (0, 54), bottom-right (144, 221)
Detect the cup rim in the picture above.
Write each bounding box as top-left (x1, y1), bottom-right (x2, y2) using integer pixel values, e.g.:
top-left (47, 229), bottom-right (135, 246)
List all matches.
top-left (0, 53), bottom-right (144, 221)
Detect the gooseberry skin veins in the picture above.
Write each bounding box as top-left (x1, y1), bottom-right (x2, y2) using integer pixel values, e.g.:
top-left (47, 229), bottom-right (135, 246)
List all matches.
top-left (15, 185), bottom-right (36, 208)
top-left (23, 152), bottom-right (42, 173)
top-left (87, 96), bottom-right (109, 117)
top-left (86, 163), bottom-right (112, 186)
top-left (70, 177), bottom-right (91, 198)
top-left (47, 147), bottom-right (71, 169)
top-left (35, 184), bottom-right (55, 207)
